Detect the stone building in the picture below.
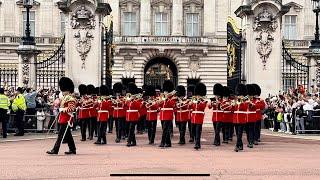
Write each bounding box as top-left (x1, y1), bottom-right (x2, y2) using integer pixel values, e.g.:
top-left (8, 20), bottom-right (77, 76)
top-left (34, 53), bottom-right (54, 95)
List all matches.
top-left (0, 0), bottom-right (317, 96)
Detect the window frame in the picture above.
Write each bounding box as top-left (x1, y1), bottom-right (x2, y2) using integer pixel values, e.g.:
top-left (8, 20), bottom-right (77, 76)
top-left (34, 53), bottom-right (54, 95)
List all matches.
top-left (186, 13), bottom-right (200, 37)
top-left (122, 11), bottom-right (138, 36)
top-left (22, 10), bottom-right (36, 37)
top-left (283, 15), bottom-right (297, 40)
top-left (154, 12), bottom-right (169, 36)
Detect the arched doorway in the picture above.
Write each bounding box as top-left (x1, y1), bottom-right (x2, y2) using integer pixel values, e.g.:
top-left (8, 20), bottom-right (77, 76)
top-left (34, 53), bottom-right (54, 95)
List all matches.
top-left (144, 57), bottom-right (178, 90)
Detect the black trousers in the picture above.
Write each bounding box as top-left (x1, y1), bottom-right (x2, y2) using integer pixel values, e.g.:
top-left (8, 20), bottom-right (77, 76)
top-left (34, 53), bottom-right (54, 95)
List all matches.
top-left (246, 122), bottom-right (255, 145)
top-left (79, 119), bottom-right (88, 140)
top-left (115, 117), bottom-right (125, 140)
top-left (160, 121), bottom-right (172, 146)
top-left (228, 123), bottom-right (234, 140)
top-left (0, 109), bottom-right (8, 138)
top-left (254, 120), bottom-right (261, 141)
top-left (108, 117), bottom-right (114, 133)
top-left (187, 120), bottom-right (193, 140)
top-left (235, 124), bottom-right (244, 147)
top-left (127, 121), bottom-right (137, 145)
top-left (147, 120), bottom-right (157, 143)
top-left (178, 121), bottom-right (187, 143)
top-left (26, 108), bottom-right (36, 116)
top-left (15, 110), bottom-right (25, 135)
top-left (52, 124), bottom-right (76, 153)
top-left (88, 117), bottom-right (97, 138)
top-left (213, 122), bottom-right (222, 144)
top-left (97, 121), bottom-right (107, 143)
top-left (194, 124), bottom-right (203, 148)
top-left (137, 115), bottom-right (146, 133)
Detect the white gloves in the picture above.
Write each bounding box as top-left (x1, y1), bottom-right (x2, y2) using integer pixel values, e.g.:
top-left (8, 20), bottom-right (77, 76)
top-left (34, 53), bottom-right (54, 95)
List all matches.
top-left (59, 108), bottom-right (65, 112)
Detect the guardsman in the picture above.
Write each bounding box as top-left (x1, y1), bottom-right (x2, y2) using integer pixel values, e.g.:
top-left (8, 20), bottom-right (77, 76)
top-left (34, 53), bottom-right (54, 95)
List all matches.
top-left (125, 83), bottom-right (141, 147)
top-left (187, 85), bottom-right (195, 142)
top-left (232, 84), bottom-right (249, 152)
top-left (77, 84), bottom-right (90, 141)
top-left (209, 83), bottom-right (224, 146)
top-left (252, 84), bottom-right (265, 144)
top-left (11, 87), bottom-right (27, 136)
top-left (138, 87), bottom-right (147, 134)
top-left (245, 84), bottom-right (257, 148)
top-left (190, 83), bottom-right (207, 150)
top-left (95, 85), bottom-right (112, 145)
top-left (86, 85), bottom-right (96, 140)
top-left (47, 77), bottom-right (77, 155)
top-left (159, 80), bottom-right (176, 148)
top-left (145, 85), bottom-right (159, 144)
top-left (175, 85), bottom-right (189, 145)
top-left (113, 82), bottom-right (126, 142)
top-left (0, 88), bottom-right (10, 138)
top-left (221, 87), bottom-right (233, 143)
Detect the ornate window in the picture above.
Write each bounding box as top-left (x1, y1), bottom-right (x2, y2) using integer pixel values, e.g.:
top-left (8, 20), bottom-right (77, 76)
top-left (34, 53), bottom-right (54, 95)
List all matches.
top-left (60, 12), bottom-right (66, 36)
top-left (22, 11), bottom-right (35, 36)
top-left (151, 0), bottom-right (172, 36)
top-left (120, 0), bottom-right (140, 36)
top-left (183, 0), bottom-right (203, 36)
top-left (284, 15), bottom-right (297, 40)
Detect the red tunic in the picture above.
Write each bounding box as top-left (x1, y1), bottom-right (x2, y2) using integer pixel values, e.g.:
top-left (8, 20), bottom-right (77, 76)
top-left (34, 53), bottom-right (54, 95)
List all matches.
top-left (175, 102), bottom-right (190, 122)
top-left (221, 98), bottom-right (233, 123)
top-left (59, 95), bottom-right (76, 124)
top-left (146, 100), bottom-right (159, 121)
top-left (232, 101), bottom-right (249, 124)
top-left (209, 99), bottom-right (223, 123)
top-left (89, 96), bottom-right (98, 118)
top-left (246, 99), bottom-right (257, 123)
top-left (190, 100), bottom-right (207, 124)
top-left (139, 99), bottom-right (147, 118)
top-left (126, 99), bottom-right (141, 122)
top-left (113, 98), bottom-right (126, 118)
top-left (254, 98), bottom-right (266, 121)
top-left (159, 98), bottom-right (176, 121)
top-left (77, 96), bottom-right (91, 120)
top-left (97, 97), bottom-right (113, 122)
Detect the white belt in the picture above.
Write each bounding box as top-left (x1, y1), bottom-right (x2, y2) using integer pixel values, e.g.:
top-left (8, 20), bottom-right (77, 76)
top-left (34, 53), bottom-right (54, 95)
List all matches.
top-left (98, 110), bottom-right (109, 113)
top-left (147, 110), bottom-right (157, 113)
top-left (114, 107), bottom-right (123, 110)
top-left (192, 111), bottom-right (205, 114)
top-left (80, 107), bottom-right (90, 110)
top-left (224, 111), bottom-right (232, 113)
top-left (161, 108), bottom-right (173, 111)
top-left (256, 109), bottom-right (261, 111)
top-left (127, 110), bottom-right (138, 112)
top-left (234, 111), bottom-right (255, 114)
top-left (177, 110), bottom-right (189, 113)
top-left (212, 110), bottom-right (223, 113)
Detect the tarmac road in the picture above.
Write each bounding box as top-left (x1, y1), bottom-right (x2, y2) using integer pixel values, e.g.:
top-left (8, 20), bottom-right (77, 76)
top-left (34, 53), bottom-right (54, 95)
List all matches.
top-left (0, 128), bottom-right (319, 180)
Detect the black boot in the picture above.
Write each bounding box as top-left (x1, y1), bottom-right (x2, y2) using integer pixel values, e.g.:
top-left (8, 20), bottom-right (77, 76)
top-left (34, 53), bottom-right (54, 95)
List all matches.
top-left (46, 149), bottom-right (58, 155)
top-left (65, 150), bottom-right (76, 155)
top-left (234, 146), bottom-right (239, 152)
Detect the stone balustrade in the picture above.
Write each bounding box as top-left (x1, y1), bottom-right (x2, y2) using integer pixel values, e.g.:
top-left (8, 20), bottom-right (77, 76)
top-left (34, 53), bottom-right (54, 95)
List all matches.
top-left (283, 40), bottom-right (310, 47)
top-left (0, 36), bottom-right (63, 45)
top-left (114, 36), bottom-right (218, 45)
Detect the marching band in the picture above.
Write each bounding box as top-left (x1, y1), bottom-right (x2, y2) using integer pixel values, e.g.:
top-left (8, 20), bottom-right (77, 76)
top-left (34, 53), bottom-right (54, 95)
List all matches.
top-left (47, 77), bottom-right (266, 155)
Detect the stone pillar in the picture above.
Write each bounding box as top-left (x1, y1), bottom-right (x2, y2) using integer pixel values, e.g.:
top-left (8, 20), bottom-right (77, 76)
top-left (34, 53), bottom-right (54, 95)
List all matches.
top-left (304, 52), bottom-right (320, 92)
top-left (235, 1), bottom-right (290, 97)
top-left (140, 0), bottom-right (151, 35)
top-left (17, 45), bottom-right (40, 89)
top-left (58, 1), bottom-right (111, 87)
top-left (109, 0), bottom-right (120, 36)
top-left (172, 0), bottom-right (183, 36)
top-left (203, 0), bottom-right (215, 36)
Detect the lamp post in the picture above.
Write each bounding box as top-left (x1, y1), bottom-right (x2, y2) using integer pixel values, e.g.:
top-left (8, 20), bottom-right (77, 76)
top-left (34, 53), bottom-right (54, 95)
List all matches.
top-left (311, 0), bottom-right (320, 49)
top-left (21, 0), bottom-right (35, 45)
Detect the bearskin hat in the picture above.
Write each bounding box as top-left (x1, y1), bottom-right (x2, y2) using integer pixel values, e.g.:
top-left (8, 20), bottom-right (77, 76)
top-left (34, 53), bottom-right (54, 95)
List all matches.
top-left (127, 82), bottom-right (137, 94)
top-left (213, 83), bottom-right (224, 97)
top-left (59, 77), bottom-right (74, 93)
top-left (100, 85), bottom-right (109, 96)
top-left (235, 84), bottom-right (247, 96)
top-left (252, 84), bottom-right (261, 96)
top-left (113, 82), bottom-right (123, 94)
top-left (246, 84), bottom-right (255, 96)
top-left (148, 85), bottom-right (156, 97)
top-left (78, 84), bottom-right (87, 96)
top-left (163, 80), bottom-right (174, 92)
top-left (223, 86), bottom-right (230, 97)
top-left (16, 87), bottom-right (24, 93)
top-left (187, 85), bottom-right (195, 97)
top-left (95, 87), bottom-right (100, 96)
top-left (86, 84), bottom-right (95, 95)
top-left (176, 85), bottom-right (186, 97)
top-left (195, 82), bottom-right (207, 96)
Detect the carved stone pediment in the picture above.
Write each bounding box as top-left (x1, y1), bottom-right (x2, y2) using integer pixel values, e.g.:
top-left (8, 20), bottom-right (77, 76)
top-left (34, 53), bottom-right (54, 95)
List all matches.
top-left (16, 0), bottom-right (40, 7)
top-left (120, 0), bottom-right (140, 7)
top-left (183, 0), bottom-right (203, 7)
top-left (189, 54), bottom-right (200, 72)
top-left (123, 53), bottom-right (135, 71)
top-left (151, 0), bottom-right (172, 8)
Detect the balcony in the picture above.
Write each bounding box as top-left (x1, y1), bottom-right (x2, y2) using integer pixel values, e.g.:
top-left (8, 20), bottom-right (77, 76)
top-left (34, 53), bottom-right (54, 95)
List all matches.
top-left (114, 36), bottom-right (221, 46)
top-left (0, 36), bottom-right (63, 45)
top-left (283, 40), bottom-right (310, 48)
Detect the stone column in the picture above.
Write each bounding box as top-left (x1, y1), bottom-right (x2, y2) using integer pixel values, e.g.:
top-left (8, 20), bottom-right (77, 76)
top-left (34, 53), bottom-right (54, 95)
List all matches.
top-left (140, 0), bottom-right (151, 35)
top-left (235, 1), bottom-right (290, 97)
top-left (17, 45), bottom-right (40, 89)
top-left (203, 0), bottom-right (215, 36)
top-left (58, 1), bottom-right (112, 87)
top-left (109, 0), bottom-right (120, 36)
top-left (172, 0), bottom-right (183, 36)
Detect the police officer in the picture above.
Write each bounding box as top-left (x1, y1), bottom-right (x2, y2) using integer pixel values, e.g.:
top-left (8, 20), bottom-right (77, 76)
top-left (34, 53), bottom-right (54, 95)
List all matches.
top-left (0, 88), bottom-right (10, 138)
top-left (12, 87), bottom-right (27, 136)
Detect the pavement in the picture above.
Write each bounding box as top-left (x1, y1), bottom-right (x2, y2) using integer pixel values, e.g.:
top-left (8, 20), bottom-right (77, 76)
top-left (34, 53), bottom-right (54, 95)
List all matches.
top-left (1, 127), bottom-right (320, 180)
